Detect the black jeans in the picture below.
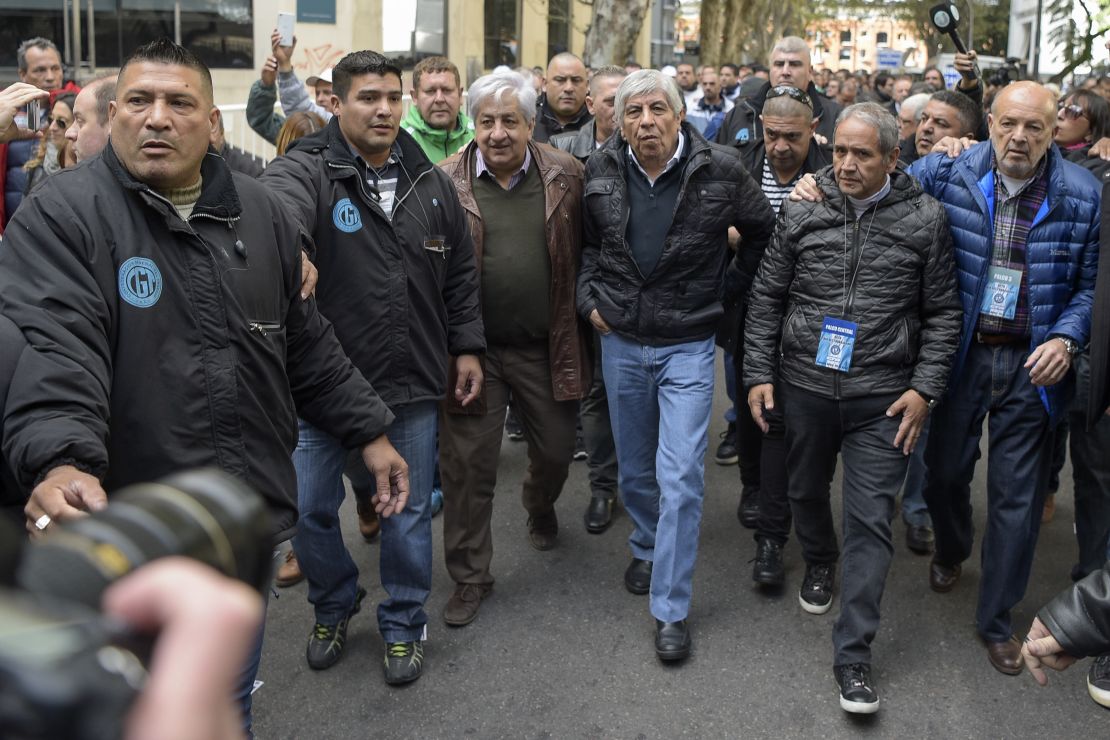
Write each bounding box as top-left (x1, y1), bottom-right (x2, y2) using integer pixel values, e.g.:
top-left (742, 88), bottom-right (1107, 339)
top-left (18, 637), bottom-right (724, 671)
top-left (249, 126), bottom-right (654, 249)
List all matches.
top-left (781, 382), bottom-right (909, 666)
top-left (580, 330), bottom-right (619, 499)
top-left (732, 307), bottom-right (791, 544)
top-left (1069, 354), bottom-right (1110, 580)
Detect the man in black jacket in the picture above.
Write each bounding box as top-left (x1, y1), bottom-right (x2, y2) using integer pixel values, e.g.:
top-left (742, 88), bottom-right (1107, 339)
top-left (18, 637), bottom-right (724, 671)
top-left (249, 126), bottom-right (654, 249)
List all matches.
top-left (0, 40), bottom-right (405, 733)
top-left (715, 36), bottom-right (842, 151)
top-left (532, 52), bottom-right (592, 143)
top-left (745, 103), bottom-right (962, 714)
top-left (262, 50), bottom-right (484, 685)
top-left (731, 85), bottom-right (831, 587)
top-left (578, 69), bottom-right (775, 662)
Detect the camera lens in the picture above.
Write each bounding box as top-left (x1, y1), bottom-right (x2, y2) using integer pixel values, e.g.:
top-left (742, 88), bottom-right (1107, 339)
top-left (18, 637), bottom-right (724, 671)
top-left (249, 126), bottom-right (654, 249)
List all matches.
top-left (16, 469), bottom-right (272, 608)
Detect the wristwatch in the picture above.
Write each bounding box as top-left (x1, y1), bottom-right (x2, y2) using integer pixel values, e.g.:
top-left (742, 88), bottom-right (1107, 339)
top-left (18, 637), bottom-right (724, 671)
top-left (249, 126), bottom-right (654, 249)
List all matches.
top-left (916, 390), bottom-right (939, 411)
top-left (1054, 336), bottom-right (1081, 357)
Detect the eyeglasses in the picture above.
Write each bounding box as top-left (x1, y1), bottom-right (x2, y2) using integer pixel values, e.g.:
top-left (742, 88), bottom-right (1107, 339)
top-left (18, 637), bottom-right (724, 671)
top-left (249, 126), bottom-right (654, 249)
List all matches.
top-left (1058, 103), bottom-right (1087, 121)
top-left (47, 117), bottom-right (69, 129)
top-left (766, 85), bottom-right (813, 111)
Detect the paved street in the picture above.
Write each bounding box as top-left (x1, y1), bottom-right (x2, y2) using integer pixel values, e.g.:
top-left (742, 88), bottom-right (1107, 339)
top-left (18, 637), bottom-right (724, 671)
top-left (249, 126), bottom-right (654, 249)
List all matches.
top-left (254, 356), bottom-right (1104, 738)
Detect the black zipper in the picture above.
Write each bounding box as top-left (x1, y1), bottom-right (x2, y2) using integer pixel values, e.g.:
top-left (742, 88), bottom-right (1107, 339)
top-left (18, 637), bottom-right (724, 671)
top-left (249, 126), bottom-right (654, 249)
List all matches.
top-left (249, 321), bottom-right (283, 336)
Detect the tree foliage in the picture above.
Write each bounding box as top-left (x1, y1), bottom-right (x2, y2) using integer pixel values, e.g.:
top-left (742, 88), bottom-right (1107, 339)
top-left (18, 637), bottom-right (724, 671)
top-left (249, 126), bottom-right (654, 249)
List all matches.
top-left (1047, 0), bottom-right (1110, 83)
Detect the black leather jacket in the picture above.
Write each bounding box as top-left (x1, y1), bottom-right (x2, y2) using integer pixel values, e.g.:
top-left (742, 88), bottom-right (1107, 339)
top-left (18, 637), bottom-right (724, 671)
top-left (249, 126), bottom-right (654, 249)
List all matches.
top-left (1040, 558), bottom-right (1110, 657)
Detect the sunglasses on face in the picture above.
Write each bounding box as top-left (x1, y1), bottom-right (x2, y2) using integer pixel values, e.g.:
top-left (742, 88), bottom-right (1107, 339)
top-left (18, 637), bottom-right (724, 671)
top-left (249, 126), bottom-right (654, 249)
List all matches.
top-left (47, 117), bottom-right (69, 129)
top-left (766, 84), bottom-right (813, 111)
top-left (1058, 103), bottom-right (1087, 121)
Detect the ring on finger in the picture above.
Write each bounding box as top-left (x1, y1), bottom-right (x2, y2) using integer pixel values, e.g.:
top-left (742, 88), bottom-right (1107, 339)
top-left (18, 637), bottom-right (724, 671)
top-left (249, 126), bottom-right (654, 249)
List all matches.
top-left (34, 513), bottom-right (52, 530)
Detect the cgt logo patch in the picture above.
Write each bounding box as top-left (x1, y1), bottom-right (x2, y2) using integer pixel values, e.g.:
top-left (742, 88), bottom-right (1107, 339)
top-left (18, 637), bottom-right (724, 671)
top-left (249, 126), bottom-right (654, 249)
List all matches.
top-left (118, 257), bottom-right (163, 308)
top-left (332, 197), bottom-right (363, 233)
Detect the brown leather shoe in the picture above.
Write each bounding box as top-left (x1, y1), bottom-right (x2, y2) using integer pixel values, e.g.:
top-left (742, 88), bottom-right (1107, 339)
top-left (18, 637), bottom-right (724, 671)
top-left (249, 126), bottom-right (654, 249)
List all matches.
top-left (929, 558), bottom-right (961, 593)
top-left (527, 511), bottom-right (559, 551)
top-left (275, 549), bottom-right (304, 588)
top-left (443, 583), bottom-right (492, 627)
top-left (985, 636), bottom-right (1024, 675)
top-left (356, 494), bottom-right (380, 542)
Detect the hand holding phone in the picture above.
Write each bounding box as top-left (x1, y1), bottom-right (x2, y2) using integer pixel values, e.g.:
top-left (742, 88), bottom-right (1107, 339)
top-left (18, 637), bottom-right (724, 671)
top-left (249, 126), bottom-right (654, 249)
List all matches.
top-left (277, 12), bottom-right (295, 47)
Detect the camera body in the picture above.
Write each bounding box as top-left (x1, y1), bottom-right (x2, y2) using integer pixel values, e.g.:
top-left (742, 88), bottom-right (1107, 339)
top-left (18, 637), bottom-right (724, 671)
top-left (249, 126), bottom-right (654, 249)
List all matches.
top-left (0, 469), bottom-right (272, 740)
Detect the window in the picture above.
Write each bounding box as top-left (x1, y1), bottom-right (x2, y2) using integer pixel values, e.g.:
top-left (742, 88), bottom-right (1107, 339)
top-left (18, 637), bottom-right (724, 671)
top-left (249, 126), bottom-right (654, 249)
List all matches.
top-left (839, 48), bottom-right (851, 60)
top-left (898, 33), bottom-right (906, 41)
top-left (547, 0), bottom-right (570, 60)
top-left (877, 32), bottom-right (888, 44)
top-left (382, 0), bottom-right (446, 68)
top-left (859, 49), bottom-right (867, 60)
top-left (0, 0), bottom-right (252, 71)
top-left (485, 0), bottom-right (519, 68)
top-left (840, 30), bottom-right (851, 43)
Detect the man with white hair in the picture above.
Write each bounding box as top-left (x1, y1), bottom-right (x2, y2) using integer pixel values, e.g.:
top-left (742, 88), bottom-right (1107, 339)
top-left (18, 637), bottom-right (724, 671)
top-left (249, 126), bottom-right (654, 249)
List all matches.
top-left (578, 69), bottom-right (775, 662)
top-left (746, 102), bottom-right (961, 713)
top-left (437, 71), bottom-right (589, 626)
top-left (716, 36), bottom-right (842, 149)
top-left (897, 91), bottom-right (930, 142)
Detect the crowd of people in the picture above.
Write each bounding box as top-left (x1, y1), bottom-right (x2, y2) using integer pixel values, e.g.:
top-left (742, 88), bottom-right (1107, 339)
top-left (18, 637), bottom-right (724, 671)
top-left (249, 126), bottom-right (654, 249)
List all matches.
top-left (0, 29), bottom-right (1108, 732)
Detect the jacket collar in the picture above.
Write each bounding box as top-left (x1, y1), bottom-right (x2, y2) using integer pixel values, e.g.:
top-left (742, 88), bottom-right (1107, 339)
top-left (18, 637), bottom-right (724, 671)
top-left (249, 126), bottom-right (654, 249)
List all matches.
top-left (599, 121), bottom-right (713, 179)
top-left (402, 105), bottom-right (473, 143)
top-left (449, 139), bottom-right (569, 214)
top-left (954, 141), bottom-right (1069, 223)
top-left (538, 94), bottom-right (592, 131)
top-left (103, 139), bottom-right (242, 220)
top-left (815, 164), bottom-right (921, 211)
top-left (290, 116), bottom-right (436, 182)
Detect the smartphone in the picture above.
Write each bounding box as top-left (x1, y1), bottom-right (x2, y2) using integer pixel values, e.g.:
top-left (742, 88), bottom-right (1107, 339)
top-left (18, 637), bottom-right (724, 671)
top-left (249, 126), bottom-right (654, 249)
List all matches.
top-left (25, 99), bottom-right (42, 131)
top-left (277, 12), bottom-right (295, 47)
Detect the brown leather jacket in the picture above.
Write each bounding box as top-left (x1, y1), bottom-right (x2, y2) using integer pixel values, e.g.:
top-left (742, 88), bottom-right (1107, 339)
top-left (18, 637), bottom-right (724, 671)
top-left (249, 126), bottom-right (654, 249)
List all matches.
top-left (439, 140), bottom-right (591, 414)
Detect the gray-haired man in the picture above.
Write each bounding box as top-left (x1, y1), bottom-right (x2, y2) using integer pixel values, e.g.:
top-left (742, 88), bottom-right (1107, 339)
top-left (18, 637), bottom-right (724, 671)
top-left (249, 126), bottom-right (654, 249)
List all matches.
top-left (745, 103), bottom-right (962, 713)
top-left (578, 69), bottom-right (775, 661)
top-left (436, 72), bottom-right (590, 626)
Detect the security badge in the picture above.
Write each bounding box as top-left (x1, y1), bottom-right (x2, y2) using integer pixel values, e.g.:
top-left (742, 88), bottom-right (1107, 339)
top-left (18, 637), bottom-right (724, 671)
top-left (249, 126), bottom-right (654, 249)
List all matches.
top-left (980, 266), bottom-right (1023, 320)
top-left (816, 317), bottom-right (858, 372)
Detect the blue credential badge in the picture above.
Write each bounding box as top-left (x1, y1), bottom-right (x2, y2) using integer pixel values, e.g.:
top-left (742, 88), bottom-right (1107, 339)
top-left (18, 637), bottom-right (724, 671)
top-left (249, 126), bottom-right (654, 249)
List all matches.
top-left (979, 265), bottom-right (1023, 320)
top-left (815, 317), bottom-right (858, 372)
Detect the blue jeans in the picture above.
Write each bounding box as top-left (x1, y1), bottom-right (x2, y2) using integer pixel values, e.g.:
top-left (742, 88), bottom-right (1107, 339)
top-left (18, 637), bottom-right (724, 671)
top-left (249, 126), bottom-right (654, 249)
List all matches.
top-left (922, 342), bottom-right (1051, 642)
top-left (601, 332), bottom-right (715, 622)
top-left (293, 400), bottom-right (437, 642)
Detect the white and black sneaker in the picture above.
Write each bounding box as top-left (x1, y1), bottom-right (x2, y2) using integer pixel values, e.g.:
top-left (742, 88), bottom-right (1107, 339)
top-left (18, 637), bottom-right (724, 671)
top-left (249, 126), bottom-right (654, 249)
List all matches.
top-left (1089, 653), bottom-right (1110, 709)
top-left (835, 662), bottom-right (880, 714)
top-left (799, 562), bottom-right (836, 614)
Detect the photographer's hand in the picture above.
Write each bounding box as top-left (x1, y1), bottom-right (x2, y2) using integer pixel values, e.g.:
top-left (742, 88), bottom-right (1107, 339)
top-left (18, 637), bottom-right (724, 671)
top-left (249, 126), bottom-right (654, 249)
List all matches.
top-left (360, 435), bottom-right (410, 517)
top-left (0, 82), bottom-right (48, 143)
top-left (25, 465), bottom-right (107, 537)
top-left (103, 558), bottom-right (262, 740)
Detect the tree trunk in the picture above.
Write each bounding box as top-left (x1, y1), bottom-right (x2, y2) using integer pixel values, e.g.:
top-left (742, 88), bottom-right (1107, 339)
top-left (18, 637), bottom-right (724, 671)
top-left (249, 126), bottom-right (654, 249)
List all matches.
top-left (721, 0), bottom-right (745, 65)
top-left (583, 0), bottom-right (653, 68)
top-left (700, 0), bottom-right (724, 67)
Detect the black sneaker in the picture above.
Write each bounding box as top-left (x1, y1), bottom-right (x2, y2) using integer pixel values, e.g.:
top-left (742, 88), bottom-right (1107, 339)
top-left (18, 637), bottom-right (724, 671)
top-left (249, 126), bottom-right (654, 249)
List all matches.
top-left (752, 537), bottom-right (785, 586)
top-left (835, 663), bottom-right (879, 714)
top-left (1089, 653), bottom-right (1110, 709)
top-left (714, 422), bottom-right (738, 465)
top-left (383, 640), bottom-right (425, 685)
top-left (573, 432), bottom-right (588, 461)
top-left (306, 586), bottom-right (366, 670)
top-left (505, 407), bottom-right (524, 441)
top-left (737, 487), bottom-right (760, 529)
top-left (799, 563), bottom-right (835, 615)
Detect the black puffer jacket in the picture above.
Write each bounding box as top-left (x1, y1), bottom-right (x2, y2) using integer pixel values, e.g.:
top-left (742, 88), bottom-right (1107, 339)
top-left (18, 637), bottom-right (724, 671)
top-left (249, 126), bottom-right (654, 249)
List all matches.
top-left (0, 145), bottom-right (393, 541)
top-left (1039, 558), bottom-right (1110, 658)
top-left (744, 167), bottom-right (962, 400)
top-left (577, 123), bottom-right (776, 346)
top-left (262, 119), bottom-right (485, 408)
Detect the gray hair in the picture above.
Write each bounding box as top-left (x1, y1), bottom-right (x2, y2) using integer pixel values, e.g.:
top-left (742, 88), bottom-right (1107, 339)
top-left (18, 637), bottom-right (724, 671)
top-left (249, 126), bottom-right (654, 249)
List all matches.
top-left (835, 102), bottom-right (900, 156)
top-left (901, 92), bottom-right (932, 122)
top-left (771, 36), bottom-right (810, 60)
top-left (615, 69), bottom-right (683, 125)
top-left (589, 65), bottom-right (627, 95)
top-left (17, 37), bottom-right (59, 72)
top-left (468, 71), bottom-right (537, 126)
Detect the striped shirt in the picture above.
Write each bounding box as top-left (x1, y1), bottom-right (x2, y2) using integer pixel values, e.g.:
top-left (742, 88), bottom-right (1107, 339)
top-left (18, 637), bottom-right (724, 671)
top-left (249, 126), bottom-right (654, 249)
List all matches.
top-left (760, 159), bottom-right (801, 216)
top-left (350, 142), bottom-right (400, 220)
top-left (975, 156), bottom-right (1049, 337)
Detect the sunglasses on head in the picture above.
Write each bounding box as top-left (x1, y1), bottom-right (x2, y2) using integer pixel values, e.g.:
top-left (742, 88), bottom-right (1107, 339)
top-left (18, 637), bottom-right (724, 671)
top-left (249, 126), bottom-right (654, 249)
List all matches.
top-left (1058, 103), bottom-right (1087, 121)
top-left (766, 85), bottom-right (813, 111)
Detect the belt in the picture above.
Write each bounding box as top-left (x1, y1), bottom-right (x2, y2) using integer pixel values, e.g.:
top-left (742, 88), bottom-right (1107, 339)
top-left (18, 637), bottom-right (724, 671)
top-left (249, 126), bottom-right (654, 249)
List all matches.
top-left (974, 332), bottom-right (1028, 346)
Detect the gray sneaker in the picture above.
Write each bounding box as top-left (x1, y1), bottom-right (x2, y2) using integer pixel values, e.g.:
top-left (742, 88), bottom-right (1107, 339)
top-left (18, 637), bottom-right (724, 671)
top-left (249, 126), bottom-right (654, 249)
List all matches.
top-left (383, 640), bottom-right (425, 685)
top-left (305, 586), bottom-right (366, 670)
top-left (1089, 653), bottom-right (1110, 709)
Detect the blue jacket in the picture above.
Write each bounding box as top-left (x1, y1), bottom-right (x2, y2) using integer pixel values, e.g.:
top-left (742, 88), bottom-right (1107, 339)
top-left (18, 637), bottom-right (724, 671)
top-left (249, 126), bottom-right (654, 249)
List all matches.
top-left (908, 142), bottom-right (1101, 420)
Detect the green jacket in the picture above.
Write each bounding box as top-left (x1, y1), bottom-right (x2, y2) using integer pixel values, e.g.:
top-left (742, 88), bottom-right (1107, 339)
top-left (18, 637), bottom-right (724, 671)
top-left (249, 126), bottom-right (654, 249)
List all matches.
top-left (401, 106), bottom-right (474, 164)
top-left (246, 80), bottom-right (284, 146)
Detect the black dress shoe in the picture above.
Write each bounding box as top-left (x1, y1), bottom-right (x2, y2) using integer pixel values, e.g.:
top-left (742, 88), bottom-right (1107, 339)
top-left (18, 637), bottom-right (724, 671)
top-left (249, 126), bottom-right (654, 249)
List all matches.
top-left (655, 619), bottom-right (691, 662)
top-left (584, 495), bottom-right (614, 534)
top-left (929, 558), bottom-right (961, 593)
top-left (737, 487), bottom-right (760, 529)
top-left (624, 558), bottom-right (652, 595)
top-left (905, 523), bottom-right (935, 555)
top-left (752, 537), bottom-right (785, 586)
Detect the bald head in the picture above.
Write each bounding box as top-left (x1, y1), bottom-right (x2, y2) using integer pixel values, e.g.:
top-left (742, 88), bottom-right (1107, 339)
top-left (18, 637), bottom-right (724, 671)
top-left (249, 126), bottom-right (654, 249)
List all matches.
top-left (988, 82), bottom-right (1058, 180)
top-left (545, 53), bottom-right (588, 122)
top-left (763, 93), bottom-right (813, 121)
